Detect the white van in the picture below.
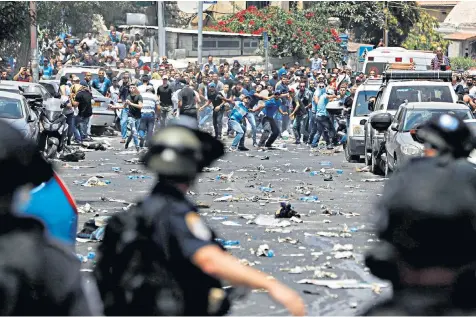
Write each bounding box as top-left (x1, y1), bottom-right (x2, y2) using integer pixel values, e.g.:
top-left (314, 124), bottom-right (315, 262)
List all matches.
top-left (362, 48), bottom-right (434, 75)
top-left (344, 78), bottom-right (381, 161)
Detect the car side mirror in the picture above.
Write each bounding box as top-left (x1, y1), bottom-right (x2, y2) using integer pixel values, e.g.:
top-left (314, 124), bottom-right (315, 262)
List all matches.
top-left (27, 112), bottom-right (37, 123)
top-left (360, 119), bottom-right (367, 125)
top-left (54, 92), bottom-right (61, 98)
top-left (390, 122), bottom-right (399, 131)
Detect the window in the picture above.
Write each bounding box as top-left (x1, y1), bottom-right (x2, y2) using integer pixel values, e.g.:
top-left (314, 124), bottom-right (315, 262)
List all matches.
top-left (217, 40), bottom-right (240, 48)
top-left (402, 108), bottom-right (473, 131)
top-left (354, 90), bottom-right (378, 116)
top-left (244, 40), bottom-right (259, 49)
top-left (0, 97), bottom-right (23, 119)
top-left (388, 86), bottom-right (453, 110)
top-left (192, 37), bottom-right (241, 50)
top-left (246, 1), bottom-right (270, 9)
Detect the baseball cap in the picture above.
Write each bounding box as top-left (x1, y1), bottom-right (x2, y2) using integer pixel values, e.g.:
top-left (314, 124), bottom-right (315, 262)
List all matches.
top-left (79, 80), bottom-right (88, 87)
top-left (274, 90), bottom-right (281, 95)
top-left (208, 83), bottom-right (216, 88)
top-left (162, 75), bottom-right (169, 80)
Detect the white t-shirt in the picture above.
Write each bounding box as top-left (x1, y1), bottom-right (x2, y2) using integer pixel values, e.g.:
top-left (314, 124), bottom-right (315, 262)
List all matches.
top-left (310, 57), bottom-right (322, 71)
top-left (83, 37), bottom-right (99, 55)
top-left (469, 86), bottom-right (476, 98)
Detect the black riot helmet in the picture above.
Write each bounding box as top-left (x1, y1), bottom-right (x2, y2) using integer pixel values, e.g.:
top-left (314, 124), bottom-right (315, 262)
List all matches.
top-left (365, 159), bottom-right (476, 283)
top-left (416, 113), bottom-right (475, 159)
top-left (0, 120), bottom-right (53, 196)
top-left (142, 116), bottom-right (224, 182)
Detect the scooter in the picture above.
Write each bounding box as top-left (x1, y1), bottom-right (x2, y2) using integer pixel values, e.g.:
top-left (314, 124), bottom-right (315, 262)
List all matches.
top-left (37, 98), bottom-right (69, 159)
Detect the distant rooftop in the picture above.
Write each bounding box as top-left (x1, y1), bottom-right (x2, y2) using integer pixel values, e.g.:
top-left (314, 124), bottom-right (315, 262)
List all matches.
top-left (444, 1), bottom-right (476, 26)
top-left (416, 1), bottom-right (459, 6)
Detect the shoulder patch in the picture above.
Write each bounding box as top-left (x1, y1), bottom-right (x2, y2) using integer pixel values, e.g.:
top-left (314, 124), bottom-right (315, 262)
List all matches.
top-left (185, 212), bottom-right (212, 241)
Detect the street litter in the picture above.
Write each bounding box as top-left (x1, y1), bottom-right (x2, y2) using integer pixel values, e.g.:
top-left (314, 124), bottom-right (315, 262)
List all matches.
top-left (362, 178), bottom-right (388, 182)
top-left (214, 195), bottom-right (234, 202)
top-left (60, 149), bottom-right (85, 162)
top-left (278, 237), bottom-right (299, 244)
top-left (356, 166), bottom-right (370, 173)
top-left (219, 187), bottom-right (234, 191)
top-left (281, 254), bottom-right (305, 257)
top-left (76, 217), bottom-right (108, 241)
top-left (260, 156), bottom-right (270, 160)
top-left (101, 196), bottom-right (132, 204)
top-left (239, 259), bottom-right (260, 266)
top-left (303, 167), bottom-right (311, 172)
top-left (323, 174), bottom-right (333, 181)
top-left (299, 196), bottom-right (319, 202)
top-left (215, 239), bottom-right (240, 247)
top-left (314, 270), bottom-right (338, 279)
top-left (82, 176), bottom-right (110, 187)
top-left (281, 266), bottom-right (315, 274)
top-left (265, 228), bottom-right (291, 233)
top-left (203, 167), bottom-right (221, 172)
top-left (122, 203), bottom-right (135, 211)
top-left (296, 279), bottom-right (388, 291)
top-left (124, 158), bottom-right (141, 164)
top-left (290, 216), bottom-right (303, 223)
top-left (275, 202), bottom-right (300, 218)
top-left (222, 221), bottom-right (242, 226)
top-left (239, 214), bottom-right (255, 220)
top-left (83, 142), bottom-right (107, 151)
top-left (196, 202), bottom-right (211, 208)
top-left (320, 161), bottom-right (332, 166)
top-left (128, 175), bottom-right (152, 180)
top-left (260, 186), bottom-right (274, 192)
top-left (334, 251), bottom-right (354, 259)
top-left (333, 244), bottom-right (354, 251)
top-left (78, 203), bottom-right (93, 213)
top-left (252, 215), bottom-right (291, 227)
top-left (216, 172), bottom-right (234, 182)
top-left (256, 244), bottom-right (274, 257)
top-left (111, 167), bottom-right (121, 172)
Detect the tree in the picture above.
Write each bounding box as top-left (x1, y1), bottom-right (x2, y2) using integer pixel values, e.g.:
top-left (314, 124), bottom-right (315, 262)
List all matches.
top-left (402, 11), bottom-right (448, 51)
top-left (305, 1), bottom-right (419, 46)
top-left (0, 2), bottom-right (30, 42)
top-left (207, 6), bottom-right (342, 59)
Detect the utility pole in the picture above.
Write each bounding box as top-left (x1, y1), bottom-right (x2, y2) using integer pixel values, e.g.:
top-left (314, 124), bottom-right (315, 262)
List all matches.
top-left (383, 1), bottom-right (389, 47)
top-left (157, 1), bottom-right (166, 59)
top-left (30, 1), bottom-right (39, 83)
top-left (197, 0), bottom-right (204, 67)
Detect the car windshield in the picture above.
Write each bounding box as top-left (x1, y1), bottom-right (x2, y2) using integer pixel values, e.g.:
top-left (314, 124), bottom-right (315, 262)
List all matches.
top-left (354, 90), bottom-right (378, 116)
top-left (22, 85), bottom-right (44, 96)
top-left (40, 83), bottom-right (56, 96)
top-left (388, 86), bottom-right (453, 110)
top-left (64, 72), bottom-right (99, 82)
top-left (403, 109), bottom-right (473, 131)
top-left (0, 97), bottom-right (23, 119)
top-left (0, 87), bottom-right (20, 94)
top-left (364, 62), bottom-right (387, 77)
top-left (90, 87), bottom-right (103, 98)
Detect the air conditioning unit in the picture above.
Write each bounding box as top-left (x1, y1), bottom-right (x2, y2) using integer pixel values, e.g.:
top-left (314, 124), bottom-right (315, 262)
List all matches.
top-left (126, 13), bottom-right (148, 26)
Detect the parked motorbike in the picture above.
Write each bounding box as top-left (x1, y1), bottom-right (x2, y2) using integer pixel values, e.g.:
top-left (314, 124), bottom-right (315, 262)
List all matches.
top-left (37, 98), bottom-right (69, 159)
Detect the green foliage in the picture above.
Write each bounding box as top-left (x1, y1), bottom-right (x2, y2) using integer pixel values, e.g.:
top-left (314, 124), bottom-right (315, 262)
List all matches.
top-left (450, 57), bottom-right (476, 71)
top-left (305, 1), bottom-right (419, 46)
top-left (0, 2), bottom-right (30, 42)
top-left (208, 6), bottom-right (342, 59)
top-left (402, 11), bottom-right (448, 51)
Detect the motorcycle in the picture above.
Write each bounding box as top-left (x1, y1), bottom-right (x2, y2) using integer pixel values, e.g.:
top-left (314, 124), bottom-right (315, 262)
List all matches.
top-left (37, 97), bottom-right (69, 159)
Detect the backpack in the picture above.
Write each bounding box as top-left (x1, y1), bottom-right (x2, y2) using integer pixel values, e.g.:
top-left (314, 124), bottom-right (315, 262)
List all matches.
top-left (94, 197), bottom-right (185, 316)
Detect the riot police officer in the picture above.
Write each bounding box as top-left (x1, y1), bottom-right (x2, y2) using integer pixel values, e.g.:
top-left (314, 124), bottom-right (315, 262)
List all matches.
top-left (362, 115), bottom-right (476, 315)
top-left (100, 116), bottom-right (306, 316)
top-left (0, 120), bottom-right (101, 315)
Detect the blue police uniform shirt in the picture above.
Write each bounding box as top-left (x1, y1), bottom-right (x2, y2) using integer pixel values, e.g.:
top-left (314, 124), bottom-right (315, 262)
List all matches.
top-left (263, 98), bottom-right (281, 118)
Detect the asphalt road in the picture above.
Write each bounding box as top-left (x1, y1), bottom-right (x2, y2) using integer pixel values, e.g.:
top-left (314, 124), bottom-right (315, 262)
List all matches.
top-left (58, 133), bottom-right (392, 316)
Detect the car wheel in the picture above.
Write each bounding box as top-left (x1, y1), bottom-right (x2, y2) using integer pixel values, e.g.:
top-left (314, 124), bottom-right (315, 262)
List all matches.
top-left (344, 141), bottom-right (359, 162)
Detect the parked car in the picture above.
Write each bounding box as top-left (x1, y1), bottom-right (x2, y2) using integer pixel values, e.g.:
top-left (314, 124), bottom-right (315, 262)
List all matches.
top-left (364, 70), bottom-right (457, 174)
top-left (0, 91), bottom-right (40, 142)
top-left (371, 102), bottom-right (474, 176)
top-left (40, 79), bottom-right (116, 135)
top-left (0, 81), bottom-right (62, 110)
top-left (345, 78), bottom-right (381, 162)
top-left (39, 79), bottom-right (61, 96)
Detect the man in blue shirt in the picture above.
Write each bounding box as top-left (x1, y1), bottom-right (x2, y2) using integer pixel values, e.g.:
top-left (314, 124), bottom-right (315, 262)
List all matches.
top-left (91, 69), bottom-right (112, 96)
top-left (41, 59), bottom-right (54, 79)
top-left (254, 91), bottom-right (285, 148)
top-left (309, 88), bottom-right (337, 149)
top-left (228, 94), bottom-right (251, 151)
top-left (277, 64), bottom-right (287, 79)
